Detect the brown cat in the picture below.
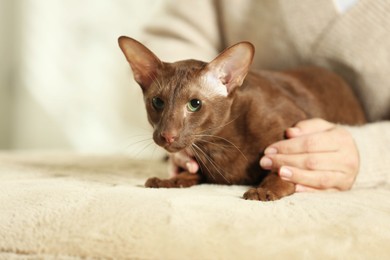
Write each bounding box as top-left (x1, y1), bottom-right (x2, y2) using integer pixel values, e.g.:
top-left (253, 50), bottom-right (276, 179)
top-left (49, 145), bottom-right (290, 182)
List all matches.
top-left (118, 36), bottom-right (366, 201)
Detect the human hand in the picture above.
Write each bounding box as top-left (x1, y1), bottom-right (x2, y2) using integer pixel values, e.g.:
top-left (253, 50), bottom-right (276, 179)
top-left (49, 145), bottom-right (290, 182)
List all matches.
top-left (260, 118), bottom-right (360, 192)
top-left (168, 150), bottom-right (199, 177)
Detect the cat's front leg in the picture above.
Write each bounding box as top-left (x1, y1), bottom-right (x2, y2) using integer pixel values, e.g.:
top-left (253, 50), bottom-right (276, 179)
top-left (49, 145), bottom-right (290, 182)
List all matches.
top-left (145, 171), bottom-right (201, 188)
top-left (243, 172), bottom-right (295, 201)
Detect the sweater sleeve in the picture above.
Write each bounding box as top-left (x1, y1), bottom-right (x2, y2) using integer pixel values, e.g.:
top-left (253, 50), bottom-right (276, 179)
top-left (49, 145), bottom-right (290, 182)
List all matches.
top-left (139, 0), bottom-right (222, 62)
top-left (345, 121), bottom-right (390, 189)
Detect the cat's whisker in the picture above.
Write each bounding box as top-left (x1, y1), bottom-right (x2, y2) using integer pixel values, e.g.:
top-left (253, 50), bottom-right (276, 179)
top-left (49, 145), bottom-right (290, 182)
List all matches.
top-left (193, 134), bottom-right (248, 162)
top-left (192, 143), bottom-right (231, 184)
top-left (195, 138), bottom-right (235, 148)
top-left (150, 143), bottom-right (158, 160)
top-left (190, 146), bottom-right (213, 180)
top-left (133, 140), bottom-right (157, 159)
top-left (123, 137), bottom-right (157, 158)
top-left (197, 115), bottom-right (241, 134)
top-left (124, 137), bottom-right (154, 149)
top-left (190, 144), bottom-right (216, 181)
top-left (123, 134), bottom-right (154, 143)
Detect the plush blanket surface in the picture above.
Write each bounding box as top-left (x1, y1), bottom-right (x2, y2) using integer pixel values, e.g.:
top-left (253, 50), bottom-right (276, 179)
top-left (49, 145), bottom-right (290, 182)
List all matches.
top-left (0, 152), bottom-right (390, 259)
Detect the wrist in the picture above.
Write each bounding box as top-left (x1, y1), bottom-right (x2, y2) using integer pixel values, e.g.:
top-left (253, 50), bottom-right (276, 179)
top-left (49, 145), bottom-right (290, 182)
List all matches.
top-left (343, 122), bottom-right (389, 188)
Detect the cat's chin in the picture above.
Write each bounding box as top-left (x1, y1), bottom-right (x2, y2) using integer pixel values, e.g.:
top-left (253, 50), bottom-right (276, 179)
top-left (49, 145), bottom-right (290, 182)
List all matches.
top-left (162, 144), bottom-right (188, 153)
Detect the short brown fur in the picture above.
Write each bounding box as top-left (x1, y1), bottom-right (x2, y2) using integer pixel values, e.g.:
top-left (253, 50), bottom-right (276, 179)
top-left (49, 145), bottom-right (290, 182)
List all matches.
top-left (119, 37), bottom-right (366, 201)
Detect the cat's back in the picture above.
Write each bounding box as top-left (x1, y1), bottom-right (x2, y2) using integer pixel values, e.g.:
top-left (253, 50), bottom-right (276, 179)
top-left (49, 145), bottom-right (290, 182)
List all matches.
top-left (243, 66), bottom-right (366, 125)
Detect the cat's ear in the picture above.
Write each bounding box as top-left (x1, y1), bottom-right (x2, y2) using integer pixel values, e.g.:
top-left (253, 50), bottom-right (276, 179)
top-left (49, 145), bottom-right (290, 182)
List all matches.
top-left (204, 42), bottom-right (254, 95)
top-left (118, 36), bottom-right (162, 90)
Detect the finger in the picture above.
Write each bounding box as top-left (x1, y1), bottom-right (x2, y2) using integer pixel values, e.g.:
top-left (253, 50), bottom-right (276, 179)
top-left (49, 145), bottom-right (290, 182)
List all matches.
top-left (264, 130), bottom-right (339, 155)
top-left (170, 152), bottom-right (199, 174)
top-left (278, 166), bottom-right (348, 190)
top-left (295, 184), bottom-right (338, 193)
top-left (295, 184), bottom-right (320, 193)
top-left (286, 118), bottom-right (335, 138)
top-left (260, 152), bottom-right (351, 173)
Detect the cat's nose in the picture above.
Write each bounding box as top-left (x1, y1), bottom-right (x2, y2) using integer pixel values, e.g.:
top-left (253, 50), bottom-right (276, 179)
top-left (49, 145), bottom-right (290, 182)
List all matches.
top-left (161, 131), bottom-right (177, 144)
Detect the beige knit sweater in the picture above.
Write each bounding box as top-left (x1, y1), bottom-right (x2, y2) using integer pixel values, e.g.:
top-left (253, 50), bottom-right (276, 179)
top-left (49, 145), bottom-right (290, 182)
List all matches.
top-left (139, 0), bottom-right (390, 189)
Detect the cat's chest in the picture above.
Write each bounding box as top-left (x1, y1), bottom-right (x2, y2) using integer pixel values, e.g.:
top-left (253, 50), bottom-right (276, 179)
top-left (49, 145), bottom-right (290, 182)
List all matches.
top-left (193, 138), bottom-right (237, 164)
top-left (192, 133), bottom-right (258, 184)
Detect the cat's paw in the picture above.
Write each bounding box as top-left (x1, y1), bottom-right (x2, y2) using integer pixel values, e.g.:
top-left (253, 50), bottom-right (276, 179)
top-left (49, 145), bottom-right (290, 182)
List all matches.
top-left (145, 174), bottom-right (199, 188)
top-left (145, 177), bottom-right (173, 188)
top-left (243, 187), bottom-right (280, 201)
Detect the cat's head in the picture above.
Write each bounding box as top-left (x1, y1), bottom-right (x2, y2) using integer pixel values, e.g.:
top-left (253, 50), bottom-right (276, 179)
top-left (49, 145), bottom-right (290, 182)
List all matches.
top-left (119, 36), bottom-right (254, 153)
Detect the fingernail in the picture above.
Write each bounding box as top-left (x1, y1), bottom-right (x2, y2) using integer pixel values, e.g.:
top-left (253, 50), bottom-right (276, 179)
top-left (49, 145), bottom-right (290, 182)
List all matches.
top-left (279, 167), bottom-right (292, 179)
top-left (186, 162), bottom-right (198, 173)
top-left (192, 162), bottom-right (199, 173)
top-left (264, 147), bottom-right (277, 155)
top-left (260, 157), bottom-right (273, 169)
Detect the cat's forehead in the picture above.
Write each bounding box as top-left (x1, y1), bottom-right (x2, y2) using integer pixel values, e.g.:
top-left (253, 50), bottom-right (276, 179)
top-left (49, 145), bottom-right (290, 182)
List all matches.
top-left (155, 60), bottom-right (228, 98)
top-left (168, 59), bottom-right (206, 80)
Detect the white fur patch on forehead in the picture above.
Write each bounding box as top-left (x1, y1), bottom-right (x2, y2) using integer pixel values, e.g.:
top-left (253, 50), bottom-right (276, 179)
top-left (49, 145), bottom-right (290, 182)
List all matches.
top-left (199, 73), bottom-right (228, 97)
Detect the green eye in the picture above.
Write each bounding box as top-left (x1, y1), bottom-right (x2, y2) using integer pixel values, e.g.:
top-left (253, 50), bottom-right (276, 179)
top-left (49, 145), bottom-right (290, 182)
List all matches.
top-left (187, 99), bottom-right (202, 112)
top-left (152, 97), bottom-right (164, 110)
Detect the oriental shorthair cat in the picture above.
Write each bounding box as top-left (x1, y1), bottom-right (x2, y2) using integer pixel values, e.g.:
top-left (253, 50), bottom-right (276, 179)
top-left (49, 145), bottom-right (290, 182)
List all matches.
top-left (118, 36), bottom-right (366, 201)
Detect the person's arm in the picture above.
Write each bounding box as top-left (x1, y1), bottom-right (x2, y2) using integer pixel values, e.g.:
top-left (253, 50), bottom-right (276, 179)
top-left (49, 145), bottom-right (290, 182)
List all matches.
top-left (345, 121), bottom-right (390, 188)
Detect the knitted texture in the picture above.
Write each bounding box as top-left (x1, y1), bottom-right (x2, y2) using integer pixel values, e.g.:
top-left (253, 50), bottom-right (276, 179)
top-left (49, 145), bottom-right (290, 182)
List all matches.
top-left (141, 0), bottom-right (390, 188)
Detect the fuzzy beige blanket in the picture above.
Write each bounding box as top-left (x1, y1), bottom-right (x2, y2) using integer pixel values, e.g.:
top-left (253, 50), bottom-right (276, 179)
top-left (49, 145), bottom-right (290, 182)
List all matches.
top-left (0, 152), bottom-right (389, 259)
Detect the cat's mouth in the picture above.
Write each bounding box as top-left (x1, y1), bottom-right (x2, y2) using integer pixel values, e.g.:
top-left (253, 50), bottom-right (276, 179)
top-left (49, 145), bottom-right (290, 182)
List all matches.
top-left (162, 143), bottom-right (188, 153)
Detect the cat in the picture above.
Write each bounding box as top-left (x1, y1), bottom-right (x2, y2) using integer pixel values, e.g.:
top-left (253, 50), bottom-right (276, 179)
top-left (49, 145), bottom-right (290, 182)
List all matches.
top-left (118, 36), bottom-right (366, 201)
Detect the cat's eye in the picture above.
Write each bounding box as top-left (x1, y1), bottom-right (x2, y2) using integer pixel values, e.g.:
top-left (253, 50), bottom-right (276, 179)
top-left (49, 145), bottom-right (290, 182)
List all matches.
top-left (187, 99), bottom-right (202, 112)
top-left (152, 97), bottom-right (164, 110)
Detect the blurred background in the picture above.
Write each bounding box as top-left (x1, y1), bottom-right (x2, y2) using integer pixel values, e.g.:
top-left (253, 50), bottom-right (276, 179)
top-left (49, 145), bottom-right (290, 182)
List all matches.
top-left (0, 0), bottom-right (165, 158)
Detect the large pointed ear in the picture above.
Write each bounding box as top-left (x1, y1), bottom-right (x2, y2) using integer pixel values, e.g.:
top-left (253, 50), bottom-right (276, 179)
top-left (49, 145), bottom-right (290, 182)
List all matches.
top-left (204, 42), bottom-right (254, 95)
top-left (118, 36), bottom-right (162, 90)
